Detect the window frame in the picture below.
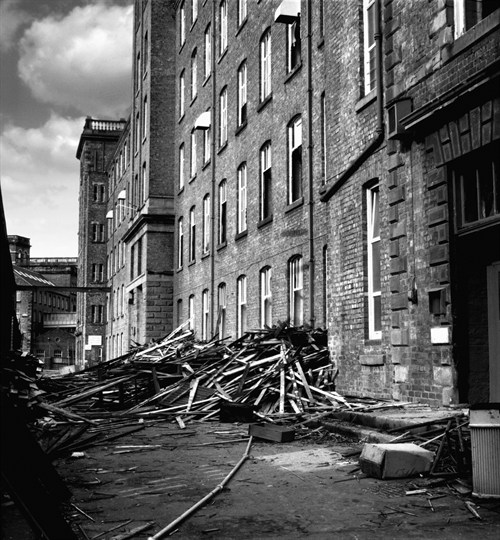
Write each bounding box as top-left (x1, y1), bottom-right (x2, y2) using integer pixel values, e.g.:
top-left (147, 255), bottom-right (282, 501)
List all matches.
top-left (260, 142), bottom-right (272, 221)
top-left (191, 48), bottom-right (198, 100)
top-left (201, 288), bottom-right (210, 341)
top-left (189, 206), bottom-right (196, 262)
top-left (237, 61), bottom-right (247, 127)
top-left (179, 143), bottom-right (185, 190)
top-left (237, 163), bottom-right (247, 234)
top-left (190, 129), bottom-right (197, 178)
top-left (237, 0), bottom-right (247, 27)
top-left (180, 1), bottom-right (186, 47)
top-left (288, 116), bottom-right (303, 204)
top-left (219, 86), bottom-right (228, 147)
top-left (260, 266), bottom-right (272, 328)
top-left (179, 70), bottom-right (186, 118)
top-left (366, 184), bottom-right (382, 340)
top-left (363, 0), bottom-right (376, 95)
top-left (219, 0), bottom-right (227, 57)
top-left (237, 275), bottom-right (247, 337)
top-left (287, 20), bottom-right (301, 73)
top-left (188, 294), bottom-right (195, 330)
top-left (202, 194), bottom-right (211, 254)
top-left (204, 24), bottom-right (212, 79)
top-left (217, 283), bottom-right (227, 338)
top-left (260, 30), bottom-right (272, 101)
top-left (289, 256), bottom-right (303, 326)
top-left (218, 180), bottom-right (227, 245)
top-left (177, 216), bottom-right (184, 268)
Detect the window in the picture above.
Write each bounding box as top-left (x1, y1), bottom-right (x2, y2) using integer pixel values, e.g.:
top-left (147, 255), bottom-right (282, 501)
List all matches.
top-left (260, 142), bottom-right (272, 220)
top-left (219, 0), bottom-right (227, 56)
top-left (260, 30), bottom-right (271, 101)
top-left (179, 143), bottom-right (185, 189)
top-left (137, 237), bottom-right (143, 276)
top-left (177, 217), bottom-right (184, 268)
top-left (177, 299), bottom-right (183, 327)
top-left (141, 162), bottom-right (147, 203)
top-left (287, 21), bottom-right (301, 72)
top-left (92, 263), bottom-right (104, 282)
top-left (454, 0), bottom-right (498, 38)
top-left (189, 206), bottom-right (196, 261)
top-left (219, 87), bottom-right (227, 146)
top-left (191, 49), bottom-right (197, 100)
top-left (321, 92), bottom-right (327, 184)
top-left (204, 24), bottom-right (211, 79)
top-left (366, 184), bottom-right (381, 339)
top-left (218, 180), bottom-right (227, 244)
top-left (179, 71), bottom-right (185, 117)
top-left (190, 129), bottom-right (197, 177)
top-left (203, 121), bottom-right (211, 164)
top-left (201, 289), bottom-right (210, 341)
top-left (192, 0), bottom-right (198, 25)
top-left (289, 256), bottom-right (303, 326)
top-left (319, 0), bottom-right (325, 38)
top-left (260, 266), bottom-right (272, 328)
top-left (363, 0), bottom-right (376, 95)
top-left (188, 294), bottom-right (195, 330)
top-left (237, 275), bottom-right (247, 337)
top-left (237, 61), bottom-right (247, 126)
top-left (130, 244), bottom-right (135, 279)
top-left (91, 304), bottom-right (104, 324)
top-left (92, 222), bottom-right (104, 242)
top-left (237, 0), bottom-right (247, 27)
top-left (217, 283), bottom-right (226, 338)
top-left (203, 194), bottom-right (211, 254)
top-left (288, 116), bottom-right (302, 204)
top-left (93, 183), bottom-right (105, 202)
top-left (135, 51), bottom-right (141, 92)
top-left (142, 96), bottom-right (148, 140)
top-left (180, 1), bottom-right (186, 46)
top-left (135, 112), bottom-right (140, 152)
top-left (143, 31), bottom-right (148, 75)
top-left (452, 151), bottom-right (499, 231)
top-left (237, 163), bottom-right (247, 234)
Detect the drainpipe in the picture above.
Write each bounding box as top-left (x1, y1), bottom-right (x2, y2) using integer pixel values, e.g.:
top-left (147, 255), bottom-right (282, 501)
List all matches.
top-left (306, 0), bottom-right (315, 328)
top-left (319, 0), bottom-right (384, 203)
top-left (210, 0), bottom-right (216, 336)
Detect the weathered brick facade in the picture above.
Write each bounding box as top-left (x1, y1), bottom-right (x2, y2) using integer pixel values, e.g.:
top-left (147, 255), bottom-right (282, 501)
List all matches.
top-left (321, 0), bottom-right (499, 405)
top-left (77, 0), bottom-right (500, 405)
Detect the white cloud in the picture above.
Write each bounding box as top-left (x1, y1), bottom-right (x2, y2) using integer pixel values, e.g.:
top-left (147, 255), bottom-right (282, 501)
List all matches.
top-left (0, 0), bottom-right (31, 52)
top-left (1, 114), bottom-right (84, 256)
top-left (18, 3), bottom-right (133, 118)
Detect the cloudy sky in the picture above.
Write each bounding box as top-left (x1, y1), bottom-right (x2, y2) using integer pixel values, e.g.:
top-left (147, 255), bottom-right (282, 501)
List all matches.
top-left (0, 0), bottom-right (133, 256)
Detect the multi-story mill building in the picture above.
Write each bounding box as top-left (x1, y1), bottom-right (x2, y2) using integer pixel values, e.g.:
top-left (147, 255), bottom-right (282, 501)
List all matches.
top-left (77, 0), bottom-right (500, 406)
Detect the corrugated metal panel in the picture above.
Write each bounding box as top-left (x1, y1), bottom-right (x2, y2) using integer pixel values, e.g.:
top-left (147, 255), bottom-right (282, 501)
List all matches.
top-left (470, 407), bottom-right (500, 498)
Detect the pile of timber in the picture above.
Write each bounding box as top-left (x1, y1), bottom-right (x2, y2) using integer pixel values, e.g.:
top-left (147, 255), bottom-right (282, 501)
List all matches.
top-left (36, 322), bottom-right (345, 424)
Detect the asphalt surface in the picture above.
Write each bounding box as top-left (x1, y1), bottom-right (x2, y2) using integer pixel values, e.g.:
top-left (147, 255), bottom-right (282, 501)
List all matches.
top-left (2, 420), bottom-right (500, 539)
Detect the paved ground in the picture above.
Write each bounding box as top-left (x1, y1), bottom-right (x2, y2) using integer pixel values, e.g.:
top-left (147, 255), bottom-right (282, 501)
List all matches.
top-left (2, 420), bottom-right (500, 539)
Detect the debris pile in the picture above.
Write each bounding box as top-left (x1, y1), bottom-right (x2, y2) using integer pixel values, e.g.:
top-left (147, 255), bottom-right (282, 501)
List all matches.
top-left (34, 323), bottom-right (344, 425)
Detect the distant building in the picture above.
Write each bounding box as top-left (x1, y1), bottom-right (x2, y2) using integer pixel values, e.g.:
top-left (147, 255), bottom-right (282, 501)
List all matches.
top-left (9, 235), bottom-right (77, 372)
top-left (76, 0), bottom-right (500, 405)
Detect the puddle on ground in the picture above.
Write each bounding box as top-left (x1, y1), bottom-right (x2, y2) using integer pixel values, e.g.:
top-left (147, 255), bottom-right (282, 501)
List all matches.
top-left (257, 448), bottom-right (348, 472)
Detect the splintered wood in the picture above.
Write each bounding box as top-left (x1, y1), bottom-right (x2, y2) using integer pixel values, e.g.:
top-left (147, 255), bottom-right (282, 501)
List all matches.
top-left (35, 323), bottom-right (345, 429)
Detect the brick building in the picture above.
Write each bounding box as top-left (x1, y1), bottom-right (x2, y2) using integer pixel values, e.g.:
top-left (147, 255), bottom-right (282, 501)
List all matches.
top-left (319, 0), bottom-right (499, 405)
top-left (173, 0), bottom-right (329, 340)
top-left (76, 0), bottom-right (499, 405)
top-left (76, 118), bottom-right (126, 367)
top-left (9, 235), bottom-right (78, 371)
top-left (77, 1), bottom-right (177, 363)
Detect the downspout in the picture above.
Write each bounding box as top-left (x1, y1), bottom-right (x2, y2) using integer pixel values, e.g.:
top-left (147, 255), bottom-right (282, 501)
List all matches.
top-left (306, 0), bottom-right (315, 328)
top-left (210, 0), bottom-right (216, 336)
top-left (319, 0), bottom-right (384, 203)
